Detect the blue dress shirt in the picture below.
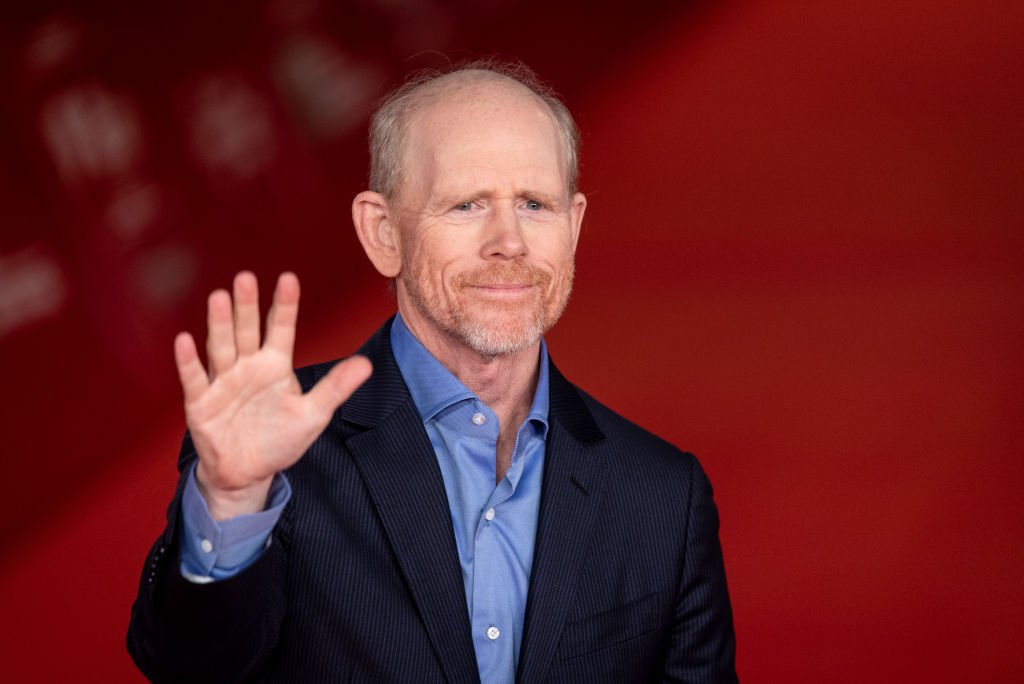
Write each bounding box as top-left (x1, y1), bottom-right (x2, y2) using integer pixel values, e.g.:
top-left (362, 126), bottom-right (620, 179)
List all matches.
top-left (390, 313), bottom-right (549, 684)
top-left (180, 313), bottom-right (549, 684)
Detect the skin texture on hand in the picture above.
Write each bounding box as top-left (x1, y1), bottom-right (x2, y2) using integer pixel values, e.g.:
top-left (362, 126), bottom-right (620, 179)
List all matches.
top-left (173, 271), bottom-right (372, 520)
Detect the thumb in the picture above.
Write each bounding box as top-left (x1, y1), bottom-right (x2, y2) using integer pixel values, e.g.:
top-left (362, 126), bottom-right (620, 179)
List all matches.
top-left (305, 355), bottom-right (373, 419)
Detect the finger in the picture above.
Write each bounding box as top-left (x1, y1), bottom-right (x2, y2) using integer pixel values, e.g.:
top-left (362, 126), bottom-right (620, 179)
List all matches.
top-left (305, 355), bottom-right (373, 420)
top-left (206, 289), bottom-right (236, 378)
top-left (264, 272), bottom-right (300, 359)
top-left (174, 332), bottom-right (209, 403)
top-left (233, 271), bottom-right (260, 356)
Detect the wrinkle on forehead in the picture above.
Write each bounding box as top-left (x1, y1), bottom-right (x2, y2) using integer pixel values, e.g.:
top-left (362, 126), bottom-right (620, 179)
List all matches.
top-left (399, 81), bottom-right (568, 207)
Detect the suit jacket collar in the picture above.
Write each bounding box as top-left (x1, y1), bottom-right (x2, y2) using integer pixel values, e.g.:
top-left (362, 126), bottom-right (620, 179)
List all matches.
top-left (334, 316), bottom-right (408, 428)
top-left (325, 318), bottom-right (610, 684)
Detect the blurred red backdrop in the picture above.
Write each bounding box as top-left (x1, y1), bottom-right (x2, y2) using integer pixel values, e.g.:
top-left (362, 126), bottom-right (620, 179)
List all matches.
top-left (1, 1), bottom-right (1021, 681)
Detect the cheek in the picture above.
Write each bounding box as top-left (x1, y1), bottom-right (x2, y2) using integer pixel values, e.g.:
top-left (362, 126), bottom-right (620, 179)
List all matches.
top-left (530, 222), bottom-right (576, 256)
top-left (536, 237), bottom-right (576, 275)
top-left (408, 246), bottom-right (457, 298)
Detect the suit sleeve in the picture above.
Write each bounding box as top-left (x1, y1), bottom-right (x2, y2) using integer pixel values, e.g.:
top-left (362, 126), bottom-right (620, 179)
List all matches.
top-left (662, 457), bottom-right (739, 683)
top-left (126, 433), bottom-right (289, 683)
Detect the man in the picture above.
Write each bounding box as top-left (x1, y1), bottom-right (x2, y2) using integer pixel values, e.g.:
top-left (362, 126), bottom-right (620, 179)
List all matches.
top-left (128, 61), bottom-right (738, 683)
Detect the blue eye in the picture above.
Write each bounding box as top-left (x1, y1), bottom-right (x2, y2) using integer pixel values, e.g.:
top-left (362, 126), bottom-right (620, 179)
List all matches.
top-left (524, 200), bottom-right (542, 211)
top-left (454, 202), bottom-right (473, 211)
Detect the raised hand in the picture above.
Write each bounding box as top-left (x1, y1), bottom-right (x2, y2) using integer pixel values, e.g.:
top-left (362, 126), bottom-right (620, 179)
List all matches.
top-left (174, 271), bottom-right (372, 520)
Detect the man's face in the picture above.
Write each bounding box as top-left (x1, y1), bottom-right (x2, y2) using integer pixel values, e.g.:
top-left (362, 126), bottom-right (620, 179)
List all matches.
top-left (392, 81), bottom-right (586, 357)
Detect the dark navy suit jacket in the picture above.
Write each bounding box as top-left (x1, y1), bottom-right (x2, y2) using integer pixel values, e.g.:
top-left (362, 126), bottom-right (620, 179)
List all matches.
top-left (127, 319), bottom-right (737, 682)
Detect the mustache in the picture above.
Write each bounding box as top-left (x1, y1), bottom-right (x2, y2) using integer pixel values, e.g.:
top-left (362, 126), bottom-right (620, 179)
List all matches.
top-left (453, 261), bottom-right (552, 289)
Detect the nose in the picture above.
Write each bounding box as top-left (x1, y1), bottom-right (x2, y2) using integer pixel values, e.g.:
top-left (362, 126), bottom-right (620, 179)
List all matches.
top-left (480, 201), bottom-right (527, 259)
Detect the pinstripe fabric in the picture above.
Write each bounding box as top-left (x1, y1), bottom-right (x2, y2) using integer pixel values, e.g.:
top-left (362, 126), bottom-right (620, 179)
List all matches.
top-left (127, 317), bottom-right (737, 683)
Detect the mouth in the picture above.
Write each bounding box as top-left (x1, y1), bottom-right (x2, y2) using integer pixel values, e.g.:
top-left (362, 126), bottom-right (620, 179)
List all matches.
top-left (466, 283), bottom-right (535, 297)
top-left (472, 282), bottom-right (532, 289)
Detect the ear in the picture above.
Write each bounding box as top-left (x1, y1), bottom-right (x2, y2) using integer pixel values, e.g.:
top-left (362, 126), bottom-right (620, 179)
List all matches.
top-left (352, 191), bottom-right (402, 278)
top-left (568, 191), bottom-right (587, 252)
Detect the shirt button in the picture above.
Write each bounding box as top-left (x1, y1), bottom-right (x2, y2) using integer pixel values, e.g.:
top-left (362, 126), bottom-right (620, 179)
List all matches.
top-left (200, 538), bottom-right (213, 553)
top-left (472, 412), bottom-right (486, 426)
top-left (484, 508), bottom-right (495, 521)
top-left (486, 625), bottom-right (501, 641)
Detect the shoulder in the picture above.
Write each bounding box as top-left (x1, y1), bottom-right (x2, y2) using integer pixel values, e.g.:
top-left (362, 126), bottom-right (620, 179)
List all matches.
top-left (548, 358), bottom-right (702, 477)
top-left (549, 361), bottom-right (708, 503)
top-left (578, 387), bottom-right (700, 475)
top-left (559, 383), bottom-right (722, 561)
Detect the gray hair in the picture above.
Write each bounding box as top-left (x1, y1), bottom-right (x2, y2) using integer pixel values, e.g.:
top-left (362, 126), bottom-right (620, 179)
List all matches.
top-left (368, 59), bottom-right (580, 201)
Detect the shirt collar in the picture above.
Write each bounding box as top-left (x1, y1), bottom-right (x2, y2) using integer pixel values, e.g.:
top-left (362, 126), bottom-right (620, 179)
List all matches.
top-left (390, 312), bottom-right (550, 432)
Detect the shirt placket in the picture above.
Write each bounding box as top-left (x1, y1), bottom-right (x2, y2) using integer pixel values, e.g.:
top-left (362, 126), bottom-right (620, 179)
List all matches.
top-left (469, 403), bottom-right (517, 682)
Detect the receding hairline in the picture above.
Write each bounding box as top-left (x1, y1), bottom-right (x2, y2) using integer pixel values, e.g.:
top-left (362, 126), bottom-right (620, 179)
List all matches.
top-left (404, 74), bottom-right (566, 159)
top-left (402, 68), bottom-right (553, 114)
top-left (368, 62), bottom-right (580, 201)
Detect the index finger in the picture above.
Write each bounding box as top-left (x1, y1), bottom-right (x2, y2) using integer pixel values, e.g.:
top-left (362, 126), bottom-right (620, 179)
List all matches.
top-left (174, 331), bottom-right (210, 403)
top-left (263, 272), bottom-right (300, 359)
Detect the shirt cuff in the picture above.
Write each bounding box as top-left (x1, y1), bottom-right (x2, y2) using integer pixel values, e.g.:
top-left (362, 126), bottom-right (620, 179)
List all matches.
top-left (179, 462), bottom-right (291, 582)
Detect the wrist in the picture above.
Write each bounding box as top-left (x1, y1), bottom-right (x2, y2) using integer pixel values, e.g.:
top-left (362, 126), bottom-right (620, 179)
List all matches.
top-left (195, 466), bottom-right (274, 521)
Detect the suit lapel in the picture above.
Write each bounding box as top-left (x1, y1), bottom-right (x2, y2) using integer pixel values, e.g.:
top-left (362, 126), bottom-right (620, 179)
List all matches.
top-left (333, 321), bottom-right (480, 684)
top-left (517, 362), bottom-right (609, 684)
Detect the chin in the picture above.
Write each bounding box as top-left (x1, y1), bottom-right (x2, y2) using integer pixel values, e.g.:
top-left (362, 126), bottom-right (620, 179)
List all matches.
top-left (454, 308), bottom-right (547, 357)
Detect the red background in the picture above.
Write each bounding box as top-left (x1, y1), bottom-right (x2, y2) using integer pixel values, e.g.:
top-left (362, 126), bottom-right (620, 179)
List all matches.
top-left (1, 1), bottom-right (1022, 681)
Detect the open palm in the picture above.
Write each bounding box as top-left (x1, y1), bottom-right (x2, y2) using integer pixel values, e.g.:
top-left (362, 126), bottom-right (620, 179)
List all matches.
top-left (174, 272), bottom-right (371, 519)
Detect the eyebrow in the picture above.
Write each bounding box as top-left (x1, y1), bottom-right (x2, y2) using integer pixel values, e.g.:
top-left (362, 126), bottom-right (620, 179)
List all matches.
top-left (522, 190), bottom-right (564, 208)
top-left (430, 189), bottom-right (566, 211)
top-left (430, 191), bottom-right (491, 210)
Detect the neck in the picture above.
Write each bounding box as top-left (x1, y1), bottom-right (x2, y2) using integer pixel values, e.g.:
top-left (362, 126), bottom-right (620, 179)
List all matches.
top-left (397, 302), bottom-right (539, 438)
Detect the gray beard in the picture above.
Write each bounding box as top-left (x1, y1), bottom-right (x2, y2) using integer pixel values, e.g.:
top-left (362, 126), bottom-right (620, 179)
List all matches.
top-left (401, 266), bottom-right (573, 358)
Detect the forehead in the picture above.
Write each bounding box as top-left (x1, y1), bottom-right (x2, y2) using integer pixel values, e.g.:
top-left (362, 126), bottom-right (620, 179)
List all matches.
top-left (401, 80), bottom-right (567, 198)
